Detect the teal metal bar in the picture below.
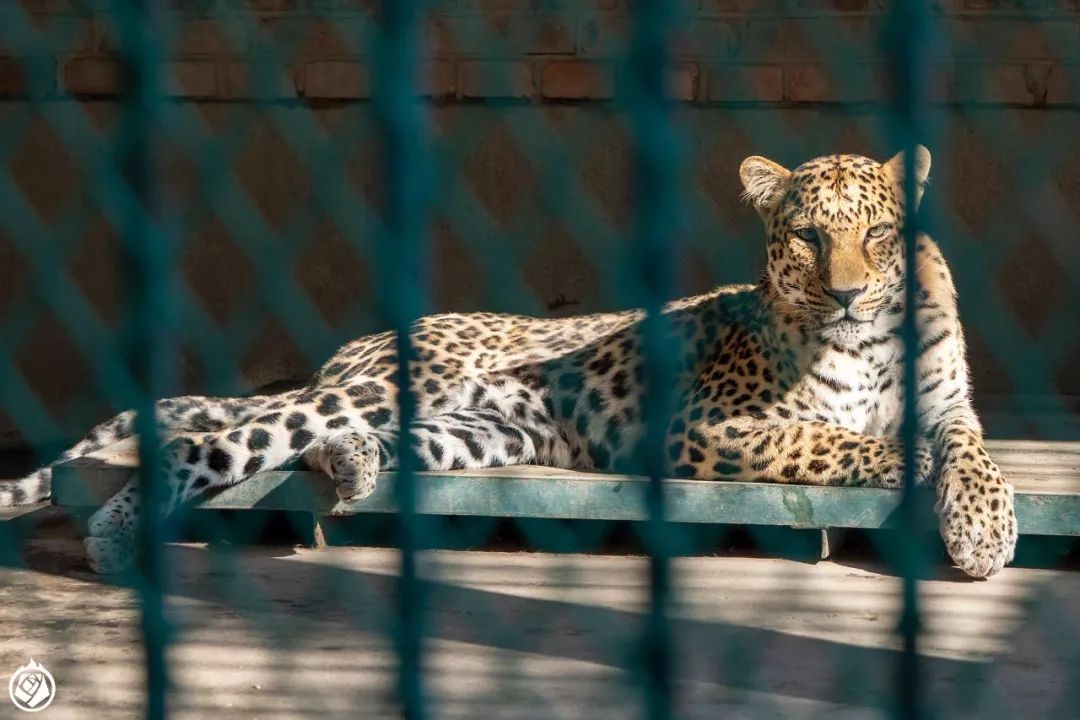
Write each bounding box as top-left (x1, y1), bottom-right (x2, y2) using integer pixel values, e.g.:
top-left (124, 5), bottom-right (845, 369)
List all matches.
top-left (893, 2), bottom-right (931, 718)
top-left (116, 2), bottom-right (173, 718)
top-left (375, 1), bottom-right (431, 718)
top-left (629, 2), bottom-right (677, 718)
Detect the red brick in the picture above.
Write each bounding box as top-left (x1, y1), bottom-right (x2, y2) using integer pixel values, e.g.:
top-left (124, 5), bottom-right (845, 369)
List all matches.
top-left (940, 19), bottom-right (1078, 61)
top-left (302, 0), bottom-right (378, 10)
top-left (577, 16), bottom-right (629, 57)
top-left (0, 57), bottom-right (56, 96)
top-left (460, 1), bottom-right (587, 9)
top-left (430, 14), bottom-right (575, 56)
top-left (16, 1), bottom-right (91, 10)
top-left (63, 58), bottom-right (122, 95)
top-left (301, 60), bottom-right (453, 98)
top-left (458, 1), bottom-right (527, 8)
top-left (669, 62), bottom-right (699, 100)
top-left (303, 60), bottom-right (371, 99)
top-left (962, 0), bottom-right (1073, 9)
top-left (229, 0), bottom-right (303, 10)
top-left (924, 63), bottom-right (954, 103)
top-left (258, 17), bottom-right (371, 59)
top-left (1044, 62), bottom-right (1078, 105)
top-left (785, 63), bottom-right (881, 103)
top-left (629, 0), bottom-right (702, 12)
top-left (541, 60), bottom-right (614, 99)
top-left (458, 60), bottom-right (534, 98)
top-left (782, 18), bottom-right (878, 60)
top-left (163, 60), bottom-right (218, 98)
top-left (178, 20), bottom-right (249, 55)
top-left (677, 19), bottom-right (739, 57)
top-left (785, 64), bottom-right (831, 102)
top-left (421, 60), bottom-right (457, 97)
top-left (0, 58), bottom-right (28, 96)
top-left (582, 16), bottom-right (738, 58)
top-left (614, 61), bottom-right (699, 100)
top-left (791, 0), bottom-right (873, 10)
top-left (874, 61), bottom-right (953, 103)
top-left (736, 21), bottom-right (785, 62)
top-left (98, 19), bottom-right (247, 56)
top-left (219, 61), bottom-right (298, 98)
top-left (989, 64), bottom-right (1044, 104)
top-left (0, 13), bottom-right (94, 56)
top-left (736, 18), bottom-right (879, 63)
top-left (707, 64), bottom-right (782, 101)
top-left (954, 62), bottom-right (1076, 105)
top-left (172, 0), bottom-right (238, 11)
top-left (701, 0), bottom-right (784, 9)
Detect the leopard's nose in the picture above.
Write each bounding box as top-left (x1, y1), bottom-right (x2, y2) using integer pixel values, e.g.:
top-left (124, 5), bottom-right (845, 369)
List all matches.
top-left (823, 286), bottom-right (866, 309)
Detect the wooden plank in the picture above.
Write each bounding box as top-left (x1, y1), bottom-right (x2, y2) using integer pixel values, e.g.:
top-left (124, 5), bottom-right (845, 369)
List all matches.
top-left (0, 503), bottom-right (54, 565)
top-left (51, 446), bottom-right (1080, 536)
top-left (0, 503), bottom-right (50, 523)
top-left (985, 439), bottom-right (1080, 495)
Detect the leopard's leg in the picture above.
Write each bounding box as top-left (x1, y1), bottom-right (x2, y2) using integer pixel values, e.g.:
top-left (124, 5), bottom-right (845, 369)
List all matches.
top-left (410, 408), bottom-right (571, 471)
top-left (83, 377), bottom-right (567, 573)
top-left (677, 417), bottom-right (935, 488)
top-left (930, 420), bottom-right (1015, 578)
top-left (0, 395), bottom-right (277, 507)
top-left (305, 398), bottom-right (572, 504)
top-left (304, 432), bottom-right (387, 503)
top-left (83, 384), bottom-right (402, 572)
top-left (914, 236), bottom-right (1016, 577)
top-left (83, 482), bottom-right (139, 574)
top-left (421, 375), bottom-right (572, 469)
top-left (305, 375), bottom-right (572, 502)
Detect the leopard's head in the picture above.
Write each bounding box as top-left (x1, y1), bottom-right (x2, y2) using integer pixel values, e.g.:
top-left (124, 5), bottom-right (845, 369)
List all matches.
top-left (739, 148), bottom-right (931, 346)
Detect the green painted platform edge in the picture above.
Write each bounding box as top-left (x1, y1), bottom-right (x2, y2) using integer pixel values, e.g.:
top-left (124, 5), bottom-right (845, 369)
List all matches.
top-left (51, 462), bottom-right (1079, 536)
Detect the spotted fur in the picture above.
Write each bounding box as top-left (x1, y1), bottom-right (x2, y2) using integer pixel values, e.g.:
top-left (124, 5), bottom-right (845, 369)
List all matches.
top-left (1, 147), bottom-right (1016, 578)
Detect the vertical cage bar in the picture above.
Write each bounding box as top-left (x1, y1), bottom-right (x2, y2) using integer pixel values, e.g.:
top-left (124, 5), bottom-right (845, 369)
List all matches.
top-left (117, 1), bottom-right (172, 718)
top-left (894, 2), bottom-right (930, 718)
top-left (375, 1), bottom-right (430, 718)
top-left (630, 2), bottom-right (676, 718)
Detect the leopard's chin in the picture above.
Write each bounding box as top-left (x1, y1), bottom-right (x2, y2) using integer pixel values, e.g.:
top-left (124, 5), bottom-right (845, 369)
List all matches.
top-left (817, 316), bottom-right (873, 346)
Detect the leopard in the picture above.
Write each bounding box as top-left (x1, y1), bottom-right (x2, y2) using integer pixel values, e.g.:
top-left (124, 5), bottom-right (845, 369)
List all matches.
top-left (0, 147), bottom-right (1017, 578)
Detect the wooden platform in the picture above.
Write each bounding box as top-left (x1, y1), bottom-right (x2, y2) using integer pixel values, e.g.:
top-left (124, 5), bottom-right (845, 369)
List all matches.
top-left (47, 437), bottom-right (1080, 538)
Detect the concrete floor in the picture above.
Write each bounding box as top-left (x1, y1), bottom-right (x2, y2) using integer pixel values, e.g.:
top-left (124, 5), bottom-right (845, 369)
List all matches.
top-left (1, 533), bottom-right (1078, 719)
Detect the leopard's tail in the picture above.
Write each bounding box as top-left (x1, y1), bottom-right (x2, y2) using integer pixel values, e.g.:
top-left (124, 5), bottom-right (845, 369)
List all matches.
top-left (0, 470), bottom-right (51, 507)
top-left (0, 409), bottom-right (139, 507)
top-left (0, 394), bottom-right (283, 507)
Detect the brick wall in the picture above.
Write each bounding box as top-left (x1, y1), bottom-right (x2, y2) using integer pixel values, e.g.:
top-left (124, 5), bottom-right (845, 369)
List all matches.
top-left (1, 1), bottom-right (1078, 106)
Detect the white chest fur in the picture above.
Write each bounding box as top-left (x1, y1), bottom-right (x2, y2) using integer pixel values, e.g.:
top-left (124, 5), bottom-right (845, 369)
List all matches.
top-left (864, 365), bottom-right (903, 438)
top-left (808, 337), bottom-right (903, 437)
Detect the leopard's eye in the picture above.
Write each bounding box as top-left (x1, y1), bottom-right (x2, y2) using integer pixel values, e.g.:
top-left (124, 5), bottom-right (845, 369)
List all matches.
top-left (866, 223), bottom-right (891, 239)
top-left (793, 227), bottom-right (819, 244)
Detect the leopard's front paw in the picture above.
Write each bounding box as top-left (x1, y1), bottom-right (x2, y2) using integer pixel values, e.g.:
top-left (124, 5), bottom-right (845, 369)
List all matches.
top-left (84, 533), bottom-right (136, 574)
top-left (85, 479), bottom-right (139, 574)
top-left (936, 463), bottom-right (1017, 578)
top-left (323, 432), bottom-right (381, 504)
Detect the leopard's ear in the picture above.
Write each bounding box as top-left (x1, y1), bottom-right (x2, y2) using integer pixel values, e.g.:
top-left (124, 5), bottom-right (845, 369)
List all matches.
top-left (739, 156), bottom-right (791, 214)
top-left (883, 145), bottom-right (931, 205)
